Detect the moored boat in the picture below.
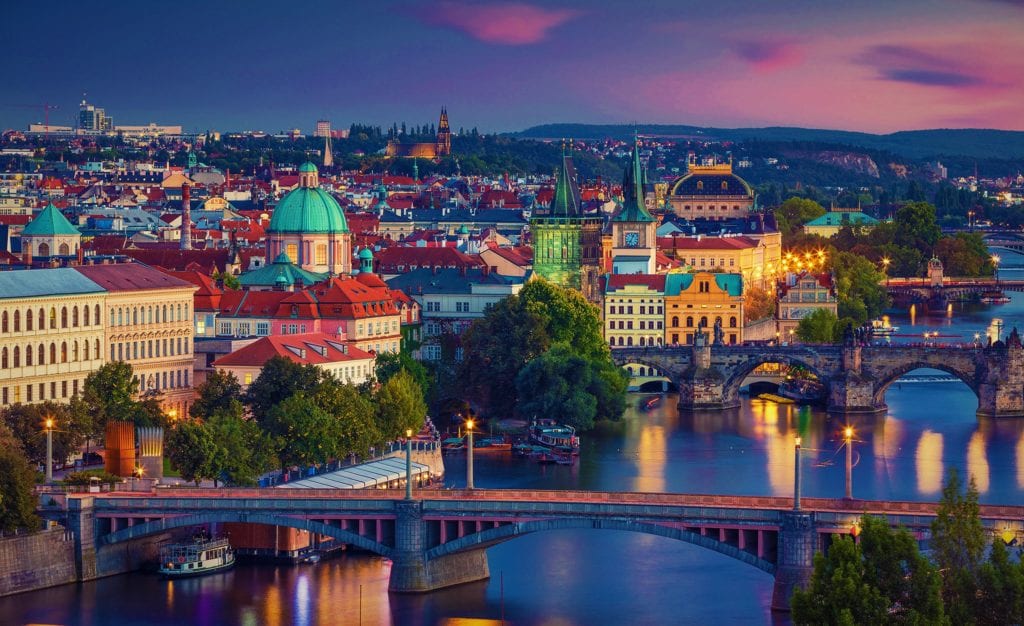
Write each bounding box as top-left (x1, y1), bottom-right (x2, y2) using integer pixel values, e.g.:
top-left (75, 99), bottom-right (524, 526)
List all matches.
top-left (159, 537), bottom-right (235, 578)
top-left (870, 317), bottom-right (899, 335)
top-left (778, 379), bottom-right (827, 404)
top-left (529, 419), bottom-right (580, 455)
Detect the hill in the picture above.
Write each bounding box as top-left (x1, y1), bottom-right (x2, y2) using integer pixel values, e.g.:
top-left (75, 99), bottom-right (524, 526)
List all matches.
top-left (514, 124), bottom-right (1024, 160)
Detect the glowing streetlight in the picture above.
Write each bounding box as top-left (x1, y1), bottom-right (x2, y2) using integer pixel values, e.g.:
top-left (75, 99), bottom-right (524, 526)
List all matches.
top-left (881, 257), bottom-right (891, 287)
top-left (992, 254), bottom-right (1001, 284)
top-left (405, 428), bottom-right (414, 500)
top-left (844, 427), bottom-right (854, 500)
top-left (793, 436), bottom-right (803, 511)
top-left (466, 419), bottom-right (475, 490)
top-left (44, 417), bottom-right (55, 483)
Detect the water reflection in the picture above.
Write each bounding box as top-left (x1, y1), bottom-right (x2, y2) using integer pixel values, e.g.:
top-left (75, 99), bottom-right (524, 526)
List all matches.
top-left (968, 428), bottom-right (991, 493)
top-left (916, 430), bottom-right (944, 495)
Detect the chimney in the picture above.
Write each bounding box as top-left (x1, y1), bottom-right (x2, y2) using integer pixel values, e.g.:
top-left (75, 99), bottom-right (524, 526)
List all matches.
top-left (180, 183), bottom-right (193, 250)
top-left (225, 168), bottom-right (231, 191)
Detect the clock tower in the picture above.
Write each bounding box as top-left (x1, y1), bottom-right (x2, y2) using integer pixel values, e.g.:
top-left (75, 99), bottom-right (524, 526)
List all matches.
top-left (611, 135), bottom-right (657, 274)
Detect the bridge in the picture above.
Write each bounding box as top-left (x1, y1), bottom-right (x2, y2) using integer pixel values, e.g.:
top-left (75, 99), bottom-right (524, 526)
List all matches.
top-left (611, 329), bottom-right (1024, 417)
top-left (983, 231), bottom-right (1024, 254)
top-left (54, 488), bottom-right (1024, 612)
top-left (885, 277), bottom-right (1024, 307)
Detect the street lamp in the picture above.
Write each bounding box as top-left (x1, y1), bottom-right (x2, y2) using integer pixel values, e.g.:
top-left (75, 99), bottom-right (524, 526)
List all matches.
top-left (44, 417), bottom-right (54, 483)
top-left (881, 257), bottom-right (891, 287)
top-left (992, 254), bottom-right (1001, 285)
top-left (974, 332), bottom-right (981, 348)
top-left (793, 436), bottom-right (802, 511)
top-left (405, 428), bottom-right (413, 500)
top-left (844, 427), bottom-right (854, 500)
top-left (466, 419), bottom-right (475, 490)
top-left (775, 331), bottom-right (781, 346)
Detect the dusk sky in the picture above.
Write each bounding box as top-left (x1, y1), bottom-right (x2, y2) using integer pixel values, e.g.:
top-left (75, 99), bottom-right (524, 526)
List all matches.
top-left (4, 0), bottom-right (1024, 134)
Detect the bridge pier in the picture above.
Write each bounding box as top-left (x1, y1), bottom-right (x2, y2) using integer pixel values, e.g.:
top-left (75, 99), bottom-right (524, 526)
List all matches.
top-left (389, 501), bottom-right (490, 593)
top-left (771, 511), bottom-right (817, 612)
top-left (977, 335), bottom-right (1024, 417)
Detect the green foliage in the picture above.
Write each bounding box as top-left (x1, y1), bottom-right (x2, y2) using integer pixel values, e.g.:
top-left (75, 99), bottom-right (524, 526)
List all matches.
top-left (62, 469), bottom-right (121, 486)
top-left (213, 270), bottom-right (240, 290)
top-left (975, 539), bottom-right (1024, 625)
top-left (831, 251), bottom-right (889, 324)
top-left (744, 285), bottom-right (776, 323)
top-left (792, 516), bottom-right (946, 625)
top-left (1, 401), bottom-right (86, 467)
top-left (775, 197), bottom-right (826, 243)
top-left (934, 233), bottom-right (995, 277)
top-left (374, 351), bottom-right (431, 400)
top-left (795, 308), bottom-right (839, 344)
top-left (316, 378), bottom-right (381, 459)
top-left (268, 393), bottom-right (340, 468)
top-left (932, 468), bottom-right (987, 623)
top-left (375, 370), bottom-right (428, 441)
top-left (0, 440), bottom-right (40, 533)
top-left (519, 279), bottom-right (608, 361)
top-left (206, 406), bottom-right (276, 487)
top-left (166, 421), bottom-right (221, 486)
top-left (191, 370), bottom-right (244, 420)
top-left (82, 361), bottom-right (139, 436)
top-left (894, 201), bottom-right (942, 251)
top-left (245, 356), bottom-right (323, 429)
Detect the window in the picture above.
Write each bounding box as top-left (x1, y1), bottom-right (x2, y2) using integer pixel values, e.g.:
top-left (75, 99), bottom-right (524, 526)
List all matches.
top-left (315, 244), bottom-right (327, 266)
top-left (1, 348), bottom-right (6, 369)
top-left (14, 310), bottom-right (20, 332)
top-left (1, 311), bottom-right (6, 333)
top-left (423, 345), bottom-right (442, 360)
top-left (72, 306), bottom-right (79, 327)
top-left (219, 322), bottom-right (232, 336)
top-left (257, 322), bottom-right (269, 336)
top-left (196, 318), bottom-right (206, 334)
top-left (286, 244), bottom-right (298, 263)
top-left (61, 307), bottom-right (68, 328)
top-left (686, 316), bottom-right (694, 327)
top-left (94, 304), bottom-right (100, 325)
top-left (50, 307), bottom-right (57, 329)
top-left (244, 373), bottom-right (253, 385)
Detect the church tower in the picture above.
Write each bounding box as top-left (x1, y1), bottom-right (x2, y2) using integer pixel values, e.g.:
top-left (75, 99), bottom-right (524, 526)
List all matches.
top-left (530, 150), bottom-right (603, 302)
top-left (611, 135), bottom-right (657, 274)
top-left (436, 107), bottom-right (451, 157)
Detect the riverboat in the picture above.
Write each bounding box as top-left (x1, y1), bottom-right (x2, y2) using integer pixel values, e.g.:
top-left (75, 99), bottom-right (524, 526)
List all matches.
top-left (756, 393), bottom-right (794, 404)
top-left (778, 379), bottom-right (827, 404)
top-left (981, 294), bottom-right (1011, 304)
top-left (870, 317), bottom-right (899, 335)
top-left (529, 419), bottom-right (580, 455)
top-left (642, 395), bottom-right (662, 411)
top-left (159, 537), bottom-right (235, 578)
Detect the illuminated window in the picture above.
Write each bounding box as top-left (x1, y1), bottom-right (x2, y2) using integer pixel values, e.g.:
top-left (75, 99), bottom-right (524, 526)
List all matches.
top-left (244, 373), bottom-right (252, 385)
top-left (315, 244), bottom-right (327, 266)
top-left (286, 244), bottom-right (298, 263)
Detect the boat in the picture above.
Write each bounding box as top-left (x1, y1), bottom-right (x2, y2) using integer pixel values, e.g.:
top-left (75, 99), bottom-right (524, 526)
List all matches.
top-left (474, 437), bottom-right (512, 452)
top-left (981, 294), bottom-right (1011, 304)
top-left (778, 379), bottom-right (827, 404)
top-left (529, 419), bottom-right (580, 455)
top-left (870, 317), bottom-right (899, 336)
top-left (756, 393), bottom-right (794, 404)
top-left (159, 536), bottom-right (235, 578)
top-left (441, 437), bottom-right (465, 453)
top-left (642, 395), bottom-right (662, 411)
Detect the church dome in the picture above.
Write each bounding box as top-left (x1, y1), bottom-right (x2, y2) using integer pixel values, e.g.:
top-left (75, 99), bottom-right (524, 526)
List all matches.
top-left (668, 164), bottom-right (753, 198)
top-left (268, 163), bottom-right (349, 234)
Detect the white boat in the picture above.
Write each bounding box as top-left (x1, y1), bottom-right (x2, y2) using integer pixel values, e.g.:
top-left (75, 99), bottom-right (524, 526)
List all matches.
top-left (529, 419), bottom-right (580, 455)
top-left (159, 537), bottom-right (235, 578)
top-left (871, 317), bottom-right (899, 335)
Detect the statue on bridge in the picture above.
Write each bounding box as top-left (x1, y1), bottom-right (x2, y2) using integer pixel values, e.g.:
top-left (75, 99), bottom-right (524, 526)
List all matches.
top-left (713, 317), bottom-right (725, 346)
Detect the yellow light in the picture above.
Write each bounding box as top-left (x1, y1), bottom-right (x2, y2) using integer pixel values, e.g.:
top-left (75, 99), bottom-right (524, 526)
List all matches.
top-left (795, 436), bottom-right (802, 447)
top-left (134, 465), bottom-right (144, 477)
top-left (844, 427), bottom-right (853, 439)
top-left (45, 418), bottom-right (54, 429)
top-left (406, 428), bottom-right (413, 438)
top-left (466, 419), bottom-right (474, 431)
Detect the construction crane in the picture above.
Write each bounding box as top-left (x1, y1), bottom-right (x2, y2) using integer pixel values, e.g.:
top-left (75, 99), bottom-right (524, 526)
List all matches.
top-left (0, 102), bottom-right (60, 135)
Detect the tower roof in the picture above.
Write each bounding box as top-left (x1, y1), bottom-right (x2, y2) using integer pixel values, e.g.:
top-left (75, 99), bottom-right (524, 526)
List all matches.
top-left (22, 202), bottom-right (81, 236)
top-left (613, 135), bottom-right (655, 224)
top-left (298, 162), bottom-right (318, 174)
top-left (550, 153), bottom-right (582, 217)
top-left (268, 187), bottom-right (349, 234)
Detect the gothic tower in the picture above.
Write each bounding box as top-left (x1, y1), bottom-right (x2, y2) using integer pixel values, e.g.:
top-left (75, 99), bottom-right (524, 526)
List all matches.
top-left (610, 135), bottom-right (657, 274)
top-left (436, 107), bottom-right (451, 157)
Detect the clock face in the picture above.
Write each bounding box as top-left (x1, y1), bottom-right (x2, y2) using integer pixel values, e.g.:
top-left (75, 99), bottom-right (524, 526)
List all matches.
top-left (624, 231), bottom-right (639, 247)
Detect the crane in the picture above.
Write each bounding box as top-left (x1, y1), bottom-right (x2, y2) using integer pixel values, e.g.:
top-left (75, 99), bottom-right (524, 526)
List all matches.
top-left (0, 103), bottom-right (60, 135)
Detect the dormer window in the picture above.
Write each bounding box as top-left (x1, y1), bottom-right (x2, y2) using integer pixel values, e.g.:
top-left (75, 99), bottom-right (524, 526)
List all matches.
top-left (696, 181), bottom-right (703, 190)
top-left (721, 181), bottom-right (728, 190)
top-left (290, 305), bottom-right (298, 318)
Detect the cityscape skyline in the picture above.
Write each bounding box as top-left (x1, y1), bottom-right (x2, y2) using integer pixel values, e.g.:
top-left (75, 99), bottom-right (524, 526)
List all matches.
top-left (4, 0), bottom-right (1024, 134)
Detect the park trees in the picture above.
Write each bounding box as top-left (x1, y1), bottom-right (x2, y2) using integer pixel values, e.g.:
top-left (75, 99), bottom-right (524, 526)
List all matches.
top-left (795, 309), bottom-right (839, 344)
top-left (831, 251), bottom-right (889, 324)
top-left (190, 370), bottom-right (243, 420)
top-left (0, 423), bottom-right (39, 533)
top-left (0, 401), bottom-right (86, 467)
top-left (245, 356), bottom-right (323, 429)
top-left (775, 197), bottom-right (826, 243)
top-left (931, 468), bottom-right (987, 624)
top-left (165, 420), bottom-right (221, 486)
top-left (81, 361), bottom-right (140, 437)
top-left (316, 378), bottom-right (380, 459)
top-left (205, 403), bottom-right (276, 487)
top-left (375, 369), bottom-right (428, 440)
top-left (268, 393), bottom-right (341, 469)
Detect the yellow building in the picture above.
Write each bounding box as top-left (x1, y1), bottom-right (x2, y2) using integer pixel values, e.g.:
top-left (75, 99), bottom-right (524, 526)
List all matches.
top-left (658, 232), bottom-right (781, 290)
top-left (76, 263), bottom-right (197, 419)
top-left (0, 269), bottom-right (107, 407)
top-left (664, 272), bottom-right (744, 345)
top-left (776, 271), bottom-right (838, 340)
top-left (603, 275), bottom-right (665, 348)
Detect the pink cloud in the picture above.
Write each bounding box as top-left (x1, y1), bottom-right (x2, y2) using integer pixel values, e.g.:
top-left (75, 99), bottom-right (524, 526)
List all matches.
top-left (419, 2), bottom-right (581, 45)
top-left (732, 40), bottom-right (803, 72)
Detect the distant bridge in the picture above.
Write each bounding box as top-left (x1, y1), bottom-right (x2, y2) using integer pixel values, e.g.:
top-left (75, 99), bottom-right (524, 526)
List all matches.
top-left (57, 488), bottom-right (1024, 611)
top-left (611, 331), bottom-right (1024, 417)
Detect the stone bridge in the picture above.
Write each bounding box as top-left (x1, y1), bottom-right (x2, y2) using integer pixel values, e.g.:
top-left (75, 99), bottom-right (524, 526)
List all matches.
top-left (57, 488), bottom-right (1024, 612)
top-left (611, 330), bottom-right (1024, 417)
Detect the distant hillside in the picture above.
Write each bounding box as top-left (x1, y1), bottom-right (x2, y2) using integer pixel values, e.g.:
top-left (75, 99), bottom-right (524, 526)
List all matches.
top-left (514, 124), bottom-right (1024, 160)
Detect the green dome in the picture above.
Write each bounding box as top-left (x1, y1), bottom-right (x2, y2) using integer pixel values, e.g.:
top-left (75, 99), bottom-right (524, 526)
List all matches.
top-left (358, 247), bottom-right (374, 259)
top-left (298, 162), bottom-right (318, 173)
top-left (268, 187), bottom-right (349, 234)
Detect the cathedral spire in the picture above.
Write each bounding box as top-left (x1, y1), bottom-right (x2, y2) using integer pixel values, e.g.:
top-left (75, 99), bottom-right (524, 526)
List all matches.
top-left (614, 133), bottom-right (654, 223)
top-left (550, 145), bottom-right (581, 217)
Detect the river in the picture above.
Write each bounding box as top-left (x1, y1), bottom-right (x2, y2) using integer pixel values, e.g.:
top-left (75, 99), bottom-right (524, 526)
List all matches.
top-left (3, 252), bottom-right (1024, 626)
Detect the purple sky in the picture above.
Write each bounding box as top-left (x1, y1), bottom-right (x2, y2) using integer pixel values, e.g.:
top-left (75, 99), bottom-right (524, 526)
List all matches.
top-left (4, 0), bottom-right (1023, 134)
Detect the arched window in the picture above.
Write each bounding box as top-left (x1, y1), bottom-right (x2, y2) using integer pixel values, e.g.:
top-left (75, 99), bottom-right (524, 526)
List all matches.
top-left (95, 339), bottom-right (100, 357)
top-left (715, 316), bottom-right (723, 327)
top-left (686, 316), bottom-right (694, 327)
top-left (1, 347), bottom-right (6, 368)
top-left (147, 307), bottom-right (152, 324)
top-left (72, 341), bottom-right (79, 362)
top-left (50, 343), bottom-right (56, 363)
top-left (72, 306), bottom-right (79, 327)
top-left (627, 336), bottom-right (633, 346)
top-left (13, 346), bottom-right (20, 367)
top-left (700, 316), bottom-right (708, 327)
top-left (83, 305), bottom-right (89, 326)
top-left (671, 316), bottom-right (679, 327)
top-left (49, 307), bottom-right (57, 329)
top-left (729, 316), bottom-right (737, 328)
top-left (696, 181), bottom-right (703, 190)
top-left (25, 345), bottom-right (32, 366)
top-left (133, 308), bottom-right (138, 325)
top-left (94, 305), bottom-right (100, 325)
top-left (112, 309), bottom-right (117, 326)
top-left (38, 242), bottom-right (50, 257)
top-left (38, 308), bottom-right (45, 329)
top-left (1, 311), bottom-right (6, 333)
top-left (59, 242), bottom-right (70, 256)
top-left (61, 307), bottom-right (68, 328)
top-left (639, 337), bottom-right (646, 347)
top-left (14, 309), bottom-right (20, 332)
top-left (83, 341), bottom-right (89, 361)
top-left (61, 342), bottom-right (67, 363)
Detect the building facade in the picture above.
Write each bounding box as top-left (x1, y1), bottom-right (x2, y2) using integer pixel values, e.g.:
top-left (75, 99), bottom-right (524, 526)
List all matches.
top-left (666, 161), bottom-right (756, 221)
top-left (776, 271), bottom-right (838, 340)
top-left (214, 333), bottom-right (376, 388)
top-left (603, 275), bottom-right (665, 348)
top-left (610, 138), bottom-right (657, 275)
top-left (664, 272), bottom-right (745, 346)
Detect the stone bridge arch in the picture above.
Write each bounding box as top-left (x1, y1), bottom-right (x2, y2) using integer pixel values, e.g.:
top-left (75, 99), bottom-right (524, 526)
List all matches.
top-left (425, 517), bottom-right (776, 575)
top-left (719, 351), bottom-right (833, 406)
top-left (99, 511), bottom-right (393, 557)
top-left (610, 349), bottom-right (690, 387)
top-left (868, 359), bottom-right (980, 408)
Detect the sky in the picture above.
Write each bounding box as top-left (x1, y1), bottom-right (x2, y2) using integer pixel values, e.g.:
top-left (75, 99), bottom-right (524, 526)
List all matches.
top-left (3, 0), bottom-right (1024, 134)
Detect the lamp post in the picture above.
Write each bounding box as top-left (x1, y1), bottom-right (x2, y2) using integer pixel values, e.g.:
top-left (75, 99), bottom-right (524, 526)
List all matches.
top-left (881, 257), bottom-right (890, 287)
top-left (466, 419), bottom-right (475, 490)
top-left (44, 417), bottom-right (54, 483)
top-left (793, 436), bottom-right (802, 511)
top-left (844, 427), bottom-right (854, 500)
top-left (405, 428), bottom-right (413, 500)
top-left (992, 254), bottom-right (1001, 285)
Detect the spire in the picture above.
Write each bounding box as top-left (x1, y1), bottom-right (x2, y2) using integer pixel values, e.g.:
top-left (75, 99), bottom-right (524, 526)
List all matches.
top-left (550, 145), bottom-right (581, 217)
top-left (613, 134), bottom-right (655, 223)
top-left (323, 134), bottom-right (333, 168)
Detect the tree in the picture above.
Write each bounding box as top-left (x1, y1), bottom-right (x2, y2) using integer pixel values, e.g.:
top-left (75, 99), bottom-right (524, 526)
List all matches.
top-left (0, 422), bottom-right (39, 533)
top-left (1, 401), bottom-right (86, 467)
top-left (245, 356), bottom-right (322, 429)
top-left (212, 270), bottom-right (240, 290)
top-left (795, 308), bottom-right (839, 344)
top-left (519, 279), bottom-right (608, 361)
top-left (376, 370), bottom-right (428, 441)
top-left (744, 285), bottom-right (775, 323)
top-left (82, 361), bottom-right (139, 436)
top-left (165, 421), bottom-right (220, 486)
top-left (975, 538), bottom-right (1024, 626)
top-left (269, 393), bottom-right (341, 469)
top-left (514, 345), bottom-right (625, 431)
top-left (775, 197), bottom-right (826, 242)
top-left (832, 251), bottom-right (889, 324)
top-left (374, 351), bottom-right (430, 400)
top-left (791, 533), bottom-right (889, 625)
top-left (316, 378), bottom-right (381, 458)
top-left (932, 467), bottom-right (986, 623)
top-left (894, 201), bottom-right (942, 252)
top-left (191, 370), bottom-right (243, 420)
top-left (205, 403), bottom-right (275, 487)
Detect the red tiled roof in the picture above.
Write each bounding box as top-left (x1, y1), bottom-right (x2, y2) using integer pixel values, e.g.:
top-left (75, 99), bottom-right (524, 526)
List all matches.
top-left (374, 246), bottom-right (480, 272)
top-left (74, 262), bottom-right (197, 292)
top-left (606, 274), bottom-right (666, 290)
top-left (657, 236), bottom-right (758, 251)
top-left (213, 333), bottom-right (374, 367)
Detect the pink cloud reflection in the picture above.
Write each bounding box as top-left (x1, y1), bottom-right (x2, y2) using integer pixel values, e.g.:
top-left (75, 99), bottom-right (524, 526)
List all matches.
top-left (732, 40), bottom-right (803, 71)
top-left (422, 2), bottom-right (581, 45)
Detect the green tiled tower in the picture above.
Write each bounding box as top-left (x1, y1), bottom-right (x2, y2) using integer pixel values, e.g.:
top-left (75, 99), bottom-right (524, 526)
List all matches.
top-left (530, 152), bottom-right (603, 302)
